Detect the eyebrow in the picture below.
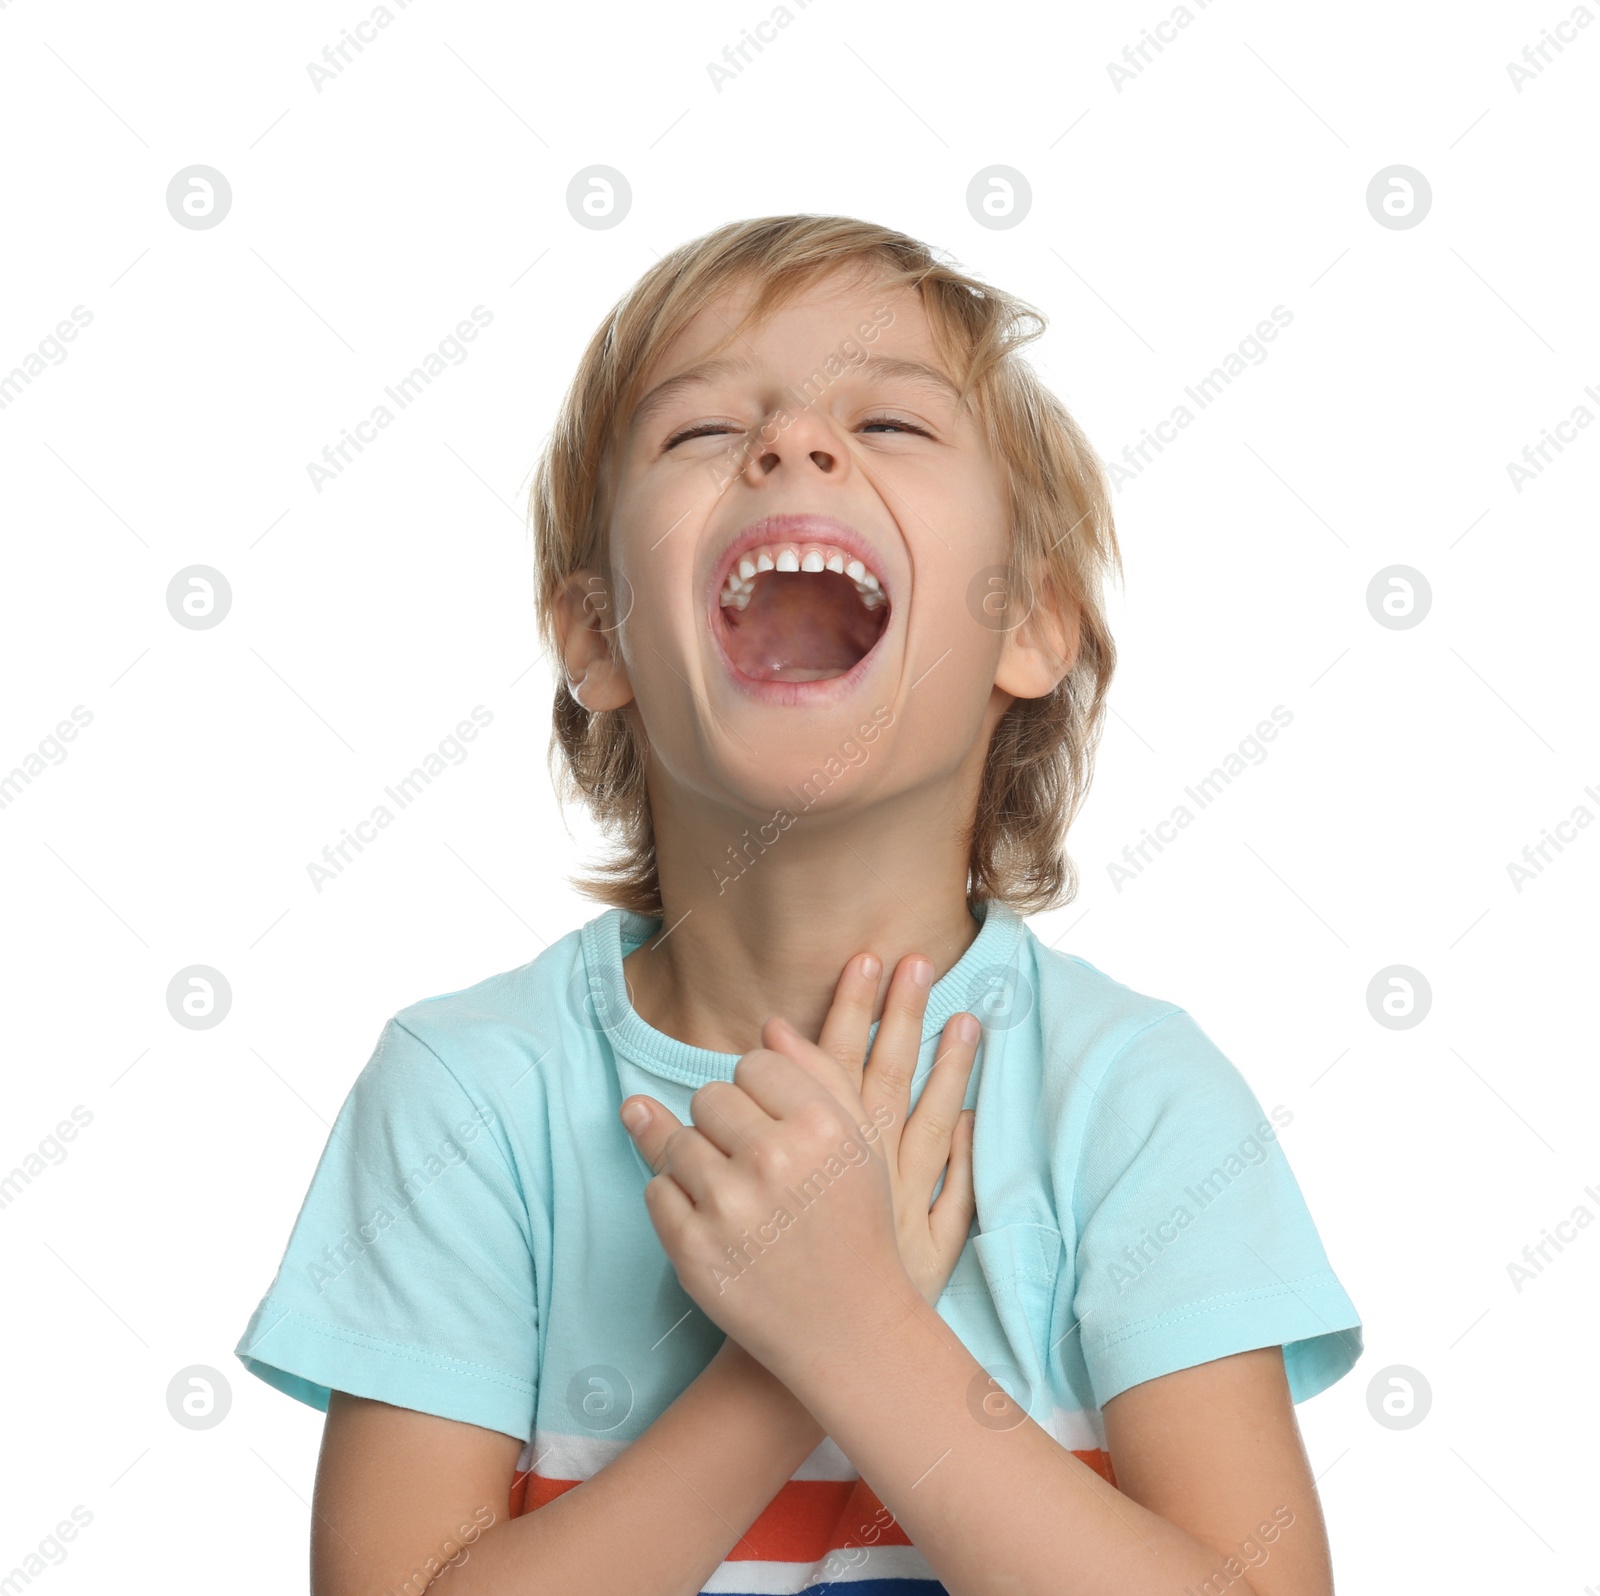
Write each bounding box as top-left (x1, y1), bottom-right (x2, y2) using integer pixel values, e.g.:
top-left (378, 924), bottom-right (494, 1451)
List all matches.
top-left (628, 351), bottom-right (962, 434)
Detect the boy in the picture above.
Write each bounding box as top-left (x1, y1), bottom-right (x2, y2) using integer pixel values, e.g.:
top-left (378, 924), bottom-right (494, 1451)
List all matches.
top-left (237, 214), bottom-right (1362, 1595)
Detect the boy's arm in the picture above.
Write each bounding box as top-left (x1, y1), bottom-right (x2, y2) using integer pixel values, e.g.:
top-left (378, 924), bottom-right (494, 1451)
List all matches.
top-left (313, 958), bottom-right (977, 1595)
top-left (1101, 1345), bottom-right (1334, 1593)
top-left (779, 1295), bottom-right (1333, 1596)
top-left (310, 955), bottom-right (977, 1595)
top-left (311, 1336), bottom-right (825, 1596)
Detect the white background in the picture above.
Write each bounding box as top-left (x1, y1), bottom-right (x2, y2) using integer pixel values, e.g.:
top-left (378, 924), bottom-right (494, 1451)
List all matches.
top-left (1, 0), bottom-right (1595, 1589)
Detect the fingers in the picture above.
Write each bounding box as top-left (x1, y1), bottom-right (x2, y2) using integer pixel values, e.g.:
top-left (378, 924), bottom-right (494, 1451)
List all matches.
top-left (814, 953), bottom-right (883, 1086)
top-left (745, 1027), bottom-right (845, 1118)
top-left (898, 1011), bottom-right (980, 1199)
top-left (620, 1096), bottom-right (726, 1207)
top-left (622, 1050), bottom-right (815, 1201)
top-left (927, 1108), bottom-right (977, 1260)
top-left (682, 1078), bottom-right (774, 1160)
top-left (639, 1165), bottom-right (694, 1238)
top-left (861, 954), bottom-right (936, 1136)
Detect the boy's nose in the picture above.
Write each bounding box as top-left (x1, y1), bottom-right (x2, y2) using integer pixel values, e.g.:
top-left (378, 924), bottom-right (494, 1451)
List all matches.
top-left (748, 443), bottom-right (839, 479)
top-left (737, 398), bottom-right (853, 483)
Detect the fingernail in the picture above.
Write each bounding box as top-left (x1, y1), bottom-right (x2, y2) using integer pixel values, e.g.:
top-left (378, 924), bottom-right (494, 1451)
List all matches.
top-left (621, 1101), bottom-right (650, 1133)
top-left (859, 953), bottom-right (881, 981)
top-left (956, 1012), bottom-right (979, 1044)
top-left (909, 957), bottom-right (933, 987)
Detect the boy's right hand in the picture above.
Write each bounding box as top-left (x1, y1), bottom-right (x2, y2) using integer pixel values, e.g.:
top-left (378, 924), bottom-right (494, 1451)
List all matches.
top-left (802, 951), bottom-right (980, 1308)
top-left (625, 949), bottom-right (981, 1313)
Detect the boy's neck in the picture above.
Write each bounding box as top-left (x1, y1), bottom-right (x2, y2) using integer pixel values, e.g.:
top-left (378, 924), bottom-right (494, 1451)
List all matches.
top-left (620, 786), bottom-right (983, 1056)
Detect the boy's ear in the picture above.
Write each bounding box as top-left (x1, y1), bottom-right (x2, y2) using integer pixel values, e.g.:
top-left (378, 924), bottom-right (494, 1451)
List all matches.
top-left (993, 570), bottom-right (1080, 700)
top-left (553, 568), bottom-right (635, 711)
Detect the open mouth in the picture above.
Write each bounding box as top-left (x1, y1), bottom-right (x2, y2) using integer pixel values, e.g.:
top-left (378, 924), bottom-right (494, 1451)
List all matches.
top-left (716, 540), bottom-right (890, 684)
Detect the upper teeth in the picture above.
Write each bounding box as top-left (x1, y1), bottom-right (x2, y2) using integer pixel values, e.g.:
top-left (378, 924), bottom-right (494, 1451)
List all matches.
top-left (719, 542), bottom-right (886, 611)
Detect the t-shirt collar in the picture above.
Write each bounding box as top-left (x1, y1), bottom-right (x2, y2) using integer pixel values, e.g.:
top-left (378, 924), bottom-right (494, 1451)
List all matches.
top-left (579, 897), bottom-right (1025, 1088)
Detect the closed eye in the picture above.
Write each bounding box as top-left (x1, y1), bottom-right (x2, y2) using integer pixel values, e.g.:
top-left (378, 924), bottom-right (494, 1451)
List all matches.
top-left (860, 415), bottom-right (931, 437)
top-left (664, 414), bottom-right (933, 449)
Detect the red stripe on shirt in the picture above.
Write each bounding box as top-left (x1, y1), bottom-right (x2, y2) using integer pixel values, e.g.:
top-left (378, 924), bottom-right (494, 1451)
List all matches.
top-left (508, 1450), bottom-right (1117, 1552)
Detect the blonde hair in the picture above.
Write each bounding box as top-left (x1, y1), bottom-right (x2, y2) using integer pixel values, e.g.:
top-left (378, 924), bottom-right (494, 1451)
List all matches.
top-left (528, 214), bottom-right (1122, 919)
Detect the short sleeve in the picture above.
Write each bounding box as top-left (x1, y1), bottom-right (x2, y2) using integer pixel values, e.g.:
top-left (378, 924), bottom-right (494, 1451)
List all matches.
top-left (234, 1017), bottom-right (539, 1441)
top-left (1069, 1008), bottom-right (1361, 1409)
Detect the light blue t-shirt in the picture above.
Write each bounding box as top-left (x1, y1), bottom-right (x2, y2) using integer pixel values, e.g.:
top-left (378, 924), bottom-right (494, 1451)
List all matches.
top-left (236, 899), bottom-right (1361, 1594)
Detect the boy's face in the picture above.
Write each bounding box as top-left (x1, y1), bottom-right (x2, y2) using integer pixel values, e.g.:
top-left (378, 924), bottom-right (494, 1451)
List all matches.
top-left (559, 266), bottom-right (1074, 824)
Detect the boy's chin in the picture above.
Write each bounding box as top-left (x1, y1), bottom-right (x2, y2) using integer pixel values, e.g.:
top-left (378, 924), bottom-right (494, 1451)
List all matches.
top-left (720, 778), bottom-right (862, 828)
top-left (710, 733), bottom-right (891, 824)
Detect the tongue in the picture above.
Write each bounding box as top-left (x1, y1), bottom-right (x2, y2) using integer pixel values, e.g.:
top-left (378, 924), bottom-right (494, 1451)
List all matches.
top-left (722, 572), bottom-right (884, 683)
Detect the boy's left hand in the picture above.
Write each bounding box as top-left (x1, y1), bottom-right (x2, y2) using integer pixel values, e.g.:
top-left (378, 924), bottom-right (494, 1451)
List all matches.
top-left (621, 999), bottom-right (939, 1388)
